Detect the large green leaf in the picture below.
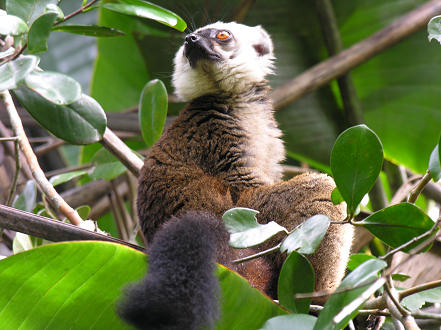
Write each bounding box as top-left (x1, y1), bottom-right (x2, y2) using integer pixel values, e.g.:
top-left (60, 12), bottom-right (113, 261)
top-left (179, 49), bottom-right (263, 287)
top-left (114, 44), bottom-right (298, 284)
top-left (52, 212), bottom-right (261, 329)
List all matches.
top-left (314, 259), bottom-right (387, 330)
top-left (0, 241), bottom-right (284, 329)
top-left (0, 14), bottom-right (28, 36)
top-left (280, 215), bottom-right (330, 255)
top-left (13, 86), bottom-right (107, 145)
top-left (358, 202), bottom-right (436, 251)
top-left (330, 125), bottom-right (383, 215)
top-left (222, 207), bottom-right (287, 248)
top-left (277, 251), bottom-right (314, 314)
top-left (139, 79), bottom-right (168, 147)
top-left (90, 148), bottom-right (128, 181)
top-left (0, 55), bottom-right (39, 91)
top-left (51, 24), bottom-right (125, 37)
top-left (27, 8), bottom-right (61, 54)
top-left (5, 0), bottom-right (59, 25)
top-left (99, 0), bottom-right (187, 32)
top-left (24, 71), bottom-right (82, 105)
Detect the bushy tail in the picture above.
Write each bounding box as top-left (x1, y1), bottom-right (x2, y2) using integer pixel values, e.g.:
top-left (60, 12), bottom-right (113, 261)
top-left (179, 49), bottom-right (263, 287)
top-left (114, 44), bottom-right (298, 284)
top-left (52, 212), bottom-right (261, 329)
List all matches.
top-left (117, 211), bottom-right (229, 330)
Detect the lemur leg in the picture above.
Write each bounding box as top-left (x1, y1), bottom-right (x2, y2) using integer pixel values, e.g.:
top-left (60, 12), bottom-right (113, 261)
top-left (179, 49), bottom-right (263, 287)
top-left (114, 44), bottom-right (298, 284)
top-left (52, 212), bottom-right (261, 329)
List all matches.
top-left (237, 172), bottom-right (353, 300)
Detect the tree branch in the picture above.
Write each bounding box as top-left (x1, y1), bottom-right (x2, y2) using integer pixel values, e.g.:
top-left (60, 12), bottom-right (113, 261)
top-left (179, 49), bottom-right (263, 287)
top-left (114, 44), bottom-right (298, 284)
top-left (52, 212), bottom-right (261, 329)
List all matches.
top-left (271, 0), bottom-right (441, 110)
top-left (0, 204), bottom-right (144, 252)
top-left (1, 90), bottom-right (83, 225)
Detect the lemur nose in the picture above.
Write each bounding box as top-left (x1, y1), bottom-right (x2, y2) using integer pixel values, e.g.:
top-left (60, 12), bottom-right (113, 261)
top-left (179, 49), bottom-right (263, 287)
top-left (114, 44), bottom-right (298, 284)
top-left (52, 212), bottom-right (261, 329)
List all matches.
top-left (185, 34), bottom-right (199, 43)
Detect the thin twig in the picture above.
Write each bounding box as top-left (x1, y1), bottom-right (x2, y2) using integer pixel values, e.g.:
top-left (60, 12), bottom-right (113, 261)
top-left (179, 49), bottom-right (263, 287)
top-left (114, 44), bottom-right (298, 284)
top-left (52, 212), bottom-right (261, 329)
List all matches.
top-left (1, 90), bottom-right (83, 225)
top-left (233, 243), bottom-right (281, 264)
top-left (400, 279), bottom-right (441, 300)
top-left (385, 276), bottom-right (410, 317)
top-left (408, 170), bottom-right (432, 203)
top-left (6, 137), bottom-right (20, 206)
top-left (55, 0), bottom-right (101, 24)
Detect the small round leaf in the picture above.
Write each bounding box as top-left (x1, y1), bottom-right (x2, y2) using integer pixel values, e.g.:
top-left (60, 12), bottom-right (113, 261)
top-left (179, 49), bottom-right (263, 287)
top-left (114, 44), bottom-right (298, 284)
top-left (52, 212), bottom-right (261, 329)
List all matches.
top-left (330, 125), bottom-right (383, 215)
top-left (278, 251), bottom-right (315, 314)
top-left (428, 15), bottom-right (441, 44)
top-left (139, 79), bottom-right (168, 147)
top-left (27, 11), bottom-right (59, 53)
top-left (0, 15), bottom-right (28, 36)
top-left (0, 55), bottom-right (39, 91)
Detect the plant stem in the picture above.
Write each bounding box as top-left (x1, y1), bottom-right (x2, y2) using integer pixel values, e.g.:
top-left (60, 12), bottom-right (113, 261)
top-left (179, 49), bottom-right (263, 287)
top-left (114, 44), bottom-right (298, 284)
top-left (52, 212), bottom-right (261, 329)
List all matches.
top-left (408, 170), bottom-right (432, 203)
top-left (6, 137), bottom-right (20, 206)
top-left (1, 90), bottom-right (83, 225)
top-left (232, 243), bottom-right (281, 264)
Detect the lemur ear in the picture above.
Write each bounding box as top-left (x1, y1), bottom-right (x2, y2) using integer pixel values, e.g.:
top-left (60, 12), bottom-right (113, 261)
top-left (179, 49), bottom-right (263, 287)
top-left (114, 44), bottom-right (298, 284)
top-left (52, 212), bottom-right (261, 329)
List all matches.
top-left (252, 26), bottom-right (273, 57)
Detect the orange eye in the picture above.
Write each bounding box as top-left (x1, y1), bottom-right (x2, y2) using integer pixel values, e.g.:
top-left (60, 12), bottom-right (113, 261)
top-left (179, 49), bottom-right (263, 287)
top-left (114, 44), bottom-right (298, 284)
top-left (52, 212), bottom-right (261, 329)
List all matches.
top-left (216, 31), bottom-right (231, 40)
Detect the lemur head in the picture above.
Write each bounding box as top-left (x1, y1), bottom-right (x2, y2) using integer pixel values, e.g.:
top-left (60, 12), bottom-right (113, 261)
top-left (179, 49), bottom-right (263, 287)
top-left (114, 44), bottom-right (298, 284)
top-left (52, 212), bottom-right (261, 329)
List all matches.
top-left (172, 22), bottom-right (274, 101)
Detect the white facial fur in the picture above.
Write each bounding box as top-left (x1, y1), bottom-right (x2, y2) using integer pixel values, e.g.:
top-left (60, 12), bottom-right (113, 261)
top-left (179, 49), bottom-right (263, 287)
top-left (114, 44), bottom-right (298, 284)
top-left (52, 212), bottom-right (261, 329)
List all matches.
top-left (172, 22), bottom-right (275, 101)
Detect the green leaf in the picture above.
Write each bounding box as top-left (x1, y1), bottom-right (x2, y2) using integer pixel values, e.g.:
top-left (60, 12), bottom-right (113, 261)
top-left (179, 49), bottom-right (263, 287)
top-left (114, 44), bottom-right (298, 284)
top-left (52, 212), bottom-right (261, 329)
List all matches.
top-left (90, 148), bottom-right (127, 181)
top-left (347, 253), bottom-right (376, 271)
top-left (429, 144), bottom-right (441, 181)
top-left (99, 0), bottom-right (187, 32)
top-left (278, 251), bottom-right (315, 314)
top-left (280, 215), bottom-right (330, 255)
top-left (25, 71), bottom-right (82, 105)
top-left (358, 203), bottom-right (436, 252)
top-left (6, 0), bottom-right (59, 25)
top-left (261, 314), bottom-right (317, 330)
top-left (27, 9), bottom-right (60, 54)
top-left (49, 170), bottom-right (88, 186)
top-left (402, 287), bottom-right (441, 312)
top-left (0, 14), bottom-right (28, 36)
top-left (222, 207), bottom-right (287, 248)
top-left (13, 86), bottom-right (107, 145)
top-left (12, 180), bottom-right (37, 213)
top-left (330, 125), bottom-right (383, 215)
top-left (331, 187), bottom-right (344, 205)
top-left (139, 79), bottom-right (168, 147)
top-left (391, 273), bottom-right (411, 282)
top-left (51, 24), bottom-right (125, 37)
top-left (0, 55), bottom-right (39, 91)
top-left (314, 259), bottom-right (387, 330)
top-left (428, 15), bottom-right (441, 44)
top-left (0, 241), bottom-right (284, 329)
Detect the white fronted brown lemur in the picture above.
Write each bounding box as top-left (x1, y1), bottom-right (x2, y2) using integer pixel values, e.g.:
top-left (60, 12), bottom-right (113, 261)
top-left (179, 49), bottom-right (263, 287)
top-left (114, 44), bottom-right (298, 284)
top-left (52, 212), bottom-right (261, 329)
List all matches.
top-left (118, 22), bottom-right (353, 330)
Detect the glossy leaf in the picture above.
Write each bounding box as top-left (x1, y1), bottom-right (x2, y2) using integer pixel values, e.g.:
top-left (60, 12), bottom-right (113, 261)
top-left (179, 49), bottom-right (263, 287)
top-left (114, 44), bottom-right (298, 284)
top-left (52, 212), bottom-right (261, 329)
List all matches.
top-left (347, 253), bottom-right (376, 271)
top-left (314, 259), bottom-right (387, 330)
top-left (330, 125), bottom-right (383, 215)
top-left (402, 287), bottom-right (441, 312)
top-left (51, 24), bottom-right (125, 37)
top-left (25, 71), bottom-right (82, 105)
top-left (222, 208), bottom-right (287, 248)
top-left (0, 241), bottom-right (284, 329)
top-left (13, 86), bottom-right (107, 145)
top-left (0, 55), bottom-right (39, 91)
top-left (428, 15), bottom-right (441, 44)
top-left (278, 251), bottom-right (314, 314)
top-left (280, 215), bottom-right (330, 255)
top-left (429, 144), bottom-right (441, 181)
top-left (90, 148), bottom-right (127, 181)
top-left (0, 14), bottom-right (28, 36)
top-left (139, 79), bottom-right (168, 147)
top-left (100, 0), bottom-right (187, 32)
top-left (261, 314), bottom-right (317, 330)
top-left (27, 9), bottom-right (60, 54)
top-left (12, 180), bottom-right (37, 213)
top-left (6, 0), bottom-right (59, 25)
top-left (49, 170), bottom-right (88, 186)
top-left (358, 203), bottom-right (436, 251)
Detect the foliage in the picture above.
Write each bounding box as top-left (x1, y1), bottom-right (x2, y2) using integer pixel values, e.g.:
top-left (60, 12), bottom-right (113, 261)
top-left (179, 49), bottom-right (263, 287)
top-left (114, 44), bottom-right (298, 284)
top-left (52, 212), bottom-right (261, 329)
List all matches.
top-left (1, 0), bottom-right (441, 329)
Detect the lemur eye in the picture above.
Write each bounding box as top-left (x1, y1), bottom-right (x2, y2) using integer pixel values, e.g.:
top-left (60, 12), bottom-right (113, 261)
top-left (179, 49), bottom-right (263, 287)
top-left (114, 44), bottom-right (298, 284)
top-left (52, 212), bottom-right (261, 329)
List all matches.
top-left (216, 31), bottom-right (231, 40)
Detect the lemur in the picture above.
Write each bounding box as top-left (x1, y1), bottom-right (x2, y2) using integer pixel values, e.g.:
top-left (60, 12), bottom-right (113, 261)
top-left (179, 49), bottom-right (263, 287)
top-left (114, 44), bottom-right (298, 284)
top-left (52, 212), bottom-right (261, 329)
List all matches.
top-left (118, 22), bottom-right (353, 330)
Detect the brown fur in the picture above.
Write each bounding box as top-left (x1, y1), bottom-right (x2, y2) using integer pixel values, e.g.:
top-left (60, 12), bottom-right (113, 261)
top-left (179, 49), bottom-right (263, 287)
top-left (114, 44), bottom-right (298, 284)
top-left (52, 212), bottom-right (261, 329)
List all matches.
top-left (137, 82), bottom-right (353, 298)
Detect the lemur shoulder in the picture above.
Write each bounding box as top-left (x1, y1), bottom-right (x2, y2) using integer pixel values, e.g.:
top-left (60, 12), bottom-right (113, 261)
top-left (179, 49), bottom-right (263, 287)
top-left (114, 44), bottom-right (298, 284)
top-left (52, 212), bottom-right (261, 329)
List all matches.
top-left (119, 21), bottom-right (353, 330)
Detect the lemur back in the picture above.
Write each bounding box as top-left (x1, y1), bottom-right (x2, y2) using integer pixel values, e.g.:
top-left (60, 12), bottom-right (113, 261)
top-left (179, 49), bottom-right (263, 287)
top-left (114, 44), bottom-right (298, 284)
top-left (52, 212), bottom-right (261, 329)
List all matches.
top-left (120, 22), bottom-right (353, 329)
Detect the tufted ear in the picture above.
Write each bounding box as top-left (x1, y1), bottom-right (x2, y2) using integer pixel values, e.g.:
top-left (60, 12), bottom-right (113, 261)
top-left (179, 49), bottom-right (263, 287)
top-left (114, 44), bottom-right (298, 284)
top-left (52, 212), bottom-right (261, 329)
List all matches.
top-left (252, 26), bottom-right (273, 57)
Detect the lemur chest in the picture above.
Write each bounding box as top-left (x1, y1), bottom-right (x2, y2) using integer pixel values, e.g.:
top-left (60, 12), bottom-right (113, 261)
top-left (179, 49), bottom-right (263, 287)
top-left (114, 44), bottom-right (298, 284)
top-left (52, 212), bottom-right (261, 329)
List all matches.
top-left (236, 108), bottom-right (285, 185)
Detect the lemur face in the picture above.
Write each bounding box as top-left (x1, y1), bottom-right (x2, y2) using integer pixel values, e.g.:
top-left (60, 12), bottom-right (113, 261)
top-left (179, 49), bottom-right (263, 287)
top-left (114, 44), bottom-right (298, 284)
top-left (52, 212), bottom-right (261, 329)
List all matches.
top-left (172, 22), bottom-right (275, 101)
